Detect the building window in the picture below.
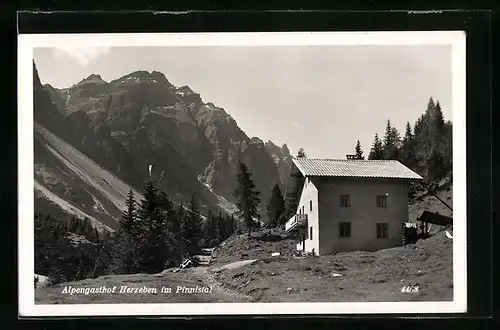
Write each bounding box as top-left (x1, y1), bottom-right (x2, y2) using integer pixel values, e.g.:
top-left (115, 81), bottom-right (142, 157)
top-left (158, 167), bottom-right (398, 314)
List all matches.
top-left (310, 200), bottom-right (313, 211)
top-left (339, 222), bottom-right (351, 237)
top-left (376, 195), bottom-right (388, 208)
top-left (340, 194), bottom-right (350, 207)
top-left (376, 223), bottom-right (389, 239)
top-left (310, 226), bottom-right (313, 240)
top-left (302, 205), bottom-right (305, 214)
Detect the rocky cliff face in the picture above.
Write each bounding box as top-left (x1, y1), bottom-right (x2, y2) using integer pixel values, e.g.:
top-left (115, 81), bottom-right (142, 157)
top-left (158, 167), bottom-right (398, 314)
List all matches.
top-left (34, 64), bottom-right (290, 223)
top-left (265, 141), bottom-right (293, 189)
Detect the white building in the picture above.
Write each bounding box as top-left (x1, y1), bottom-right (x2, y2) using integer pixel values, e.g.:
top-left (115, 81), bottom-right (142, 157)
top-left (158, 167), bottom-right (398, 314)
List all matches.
top-left (284, 158), bottom-right (423, 255)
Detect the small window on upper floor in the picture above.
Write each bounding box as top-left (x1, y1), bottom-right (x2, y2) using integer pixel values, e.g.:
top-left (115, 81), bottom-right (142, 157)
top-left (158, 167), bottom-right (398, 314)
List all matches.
top-left (302, 205), bottom-right (305, 214)
top-left (310, 200), bottom-right (313, 211)
top-left (310, 226), bottom-right (313, 240)
top-left (340, 194), bottom-right (350, 207)
top-left (376, 195), bottom-right (388, 208)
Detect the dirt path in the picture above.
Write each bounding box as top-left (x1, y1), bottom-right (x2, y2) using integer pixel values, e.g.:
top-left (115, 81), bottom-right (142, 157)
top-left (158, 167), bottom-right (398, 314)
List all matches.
top-left (213, 260), bottom-right (258, 272)
top-left (188, 264), bottom-right (256, 302)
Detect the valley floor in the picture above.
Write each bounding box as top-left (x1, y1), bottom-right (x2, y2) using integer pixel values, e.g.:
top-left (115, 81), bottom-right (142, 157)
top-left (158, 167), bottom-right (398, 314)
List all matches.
top-left (35, 228), bottom-right (453, 304)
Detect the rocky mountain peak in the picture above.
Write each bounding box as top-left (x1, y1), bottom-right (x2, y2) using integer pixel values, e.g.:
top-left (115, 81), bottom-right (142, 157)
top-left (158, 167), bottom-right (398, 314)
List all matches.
top-left (80, 74), bottom-right (106, 84)
top-left (264, 140), bottom-right (293, 186)
top-left (249, 137), bottom-right (265, 147)
top-left (129, 70), bottom-right (151, 78)
top-left (33, 62), bottom-right (43, 87)
top-left (265, 140), bottom-right (278, 149)
top-left (109, 70), bottom-right (173, 88)
top-left (150, 71), bottom-right (171, 85)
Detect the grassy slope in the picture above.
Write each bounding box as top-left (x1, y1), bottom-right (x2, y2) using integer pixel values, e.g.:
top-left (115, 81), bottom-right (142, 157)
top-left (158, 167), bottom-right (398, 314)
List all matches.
top-left (213, 230), bottom-right (452, 302)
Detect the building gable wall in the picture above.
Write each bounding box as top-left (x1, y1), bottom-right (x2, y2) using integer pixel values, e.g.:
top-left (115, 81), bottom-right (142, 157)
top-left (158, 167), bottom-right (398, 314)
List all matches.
top-left (315, 177), bottom-right (408, 254)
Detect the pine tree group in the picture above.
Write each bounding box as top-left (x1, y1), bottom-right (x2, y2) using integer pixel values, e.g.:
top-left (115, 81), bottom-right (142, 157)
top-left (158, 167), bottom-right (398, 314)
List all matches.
top-left (108, 179), bottom-right (239, 275)
top-left (368, 133), bottom-right (384, 160)
top-left (112, 182), bottom-right (210, 274)
top-left (34, 212), bottom-right (104, 286)
top-left (203, 210), bottom-right (235, 247)
top-left (365, 97), bottom-right (452, 183)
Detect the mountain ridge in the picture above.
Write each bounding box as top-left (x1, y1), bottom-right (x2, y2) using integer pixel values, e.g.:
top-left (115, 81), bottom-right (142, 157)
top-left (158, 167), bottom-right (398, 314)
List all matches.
top-left (33, 63), bottom-right (293, 229)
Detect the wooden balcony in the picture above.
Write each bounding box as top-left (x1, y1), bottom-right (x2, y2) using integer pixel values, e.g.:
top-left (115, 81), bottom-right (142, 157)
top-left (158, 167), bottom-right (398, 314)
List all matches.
top-left (285, 214), bottom-right (308, 232)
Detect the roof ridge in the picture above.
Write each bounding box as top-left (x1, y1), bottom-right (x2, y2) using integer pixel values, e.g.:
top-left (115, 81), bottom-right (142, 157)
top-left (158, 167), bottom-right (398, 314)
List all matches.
top-left (291, 157), bottom-right (422, 180)
top-left (295, 158), bottom-right (399, 162)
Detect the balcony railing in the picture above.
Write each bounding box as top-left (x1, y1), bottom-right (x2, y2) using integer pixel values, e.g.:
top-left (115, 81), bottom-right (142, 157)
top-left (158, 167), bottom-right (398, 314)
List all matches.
top-left (285, 214), bottom-right (308, 232)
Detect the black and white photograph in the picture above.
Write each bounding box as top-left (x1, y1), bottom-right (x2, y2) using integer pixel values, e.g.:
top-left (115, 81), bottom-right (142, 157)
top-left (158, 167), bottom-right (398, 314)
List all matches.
top-left (18, 31), bottom-right (466, 316)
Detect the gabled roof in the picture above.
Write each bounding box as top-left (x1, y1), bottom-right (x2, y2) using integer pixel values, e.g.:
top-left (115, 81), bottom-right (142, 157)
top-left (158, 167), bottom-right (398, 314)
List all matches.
top-left (292, 158), bottom-right (423, 180)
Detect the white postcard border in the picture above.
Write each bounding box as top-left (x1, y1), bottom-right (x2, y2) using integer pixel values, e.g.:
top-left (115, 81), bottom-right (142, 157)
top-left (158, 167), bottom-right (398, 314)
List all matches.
top-left (18, 31), bottom-right (467, 316)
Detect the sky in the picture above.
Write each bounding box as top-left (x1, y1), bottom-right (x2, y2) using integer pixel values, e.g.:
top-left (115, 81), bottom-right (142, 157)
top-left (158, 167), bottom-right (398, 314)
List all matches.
top-left (33, 45), bottom-right (452, 159)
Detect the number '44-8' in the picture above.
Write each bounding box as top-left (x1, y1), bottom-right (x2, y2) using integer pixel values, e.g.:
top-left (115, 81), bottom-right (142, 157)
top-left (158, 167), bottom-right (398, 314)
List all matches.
top-left (401, 285), bottom-right (419, 293)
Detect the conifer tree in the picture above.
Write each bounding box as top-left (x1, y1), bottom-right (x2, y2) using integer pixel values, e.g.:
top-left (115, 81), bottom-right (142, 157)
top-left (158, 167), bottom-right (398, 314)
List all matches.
top-left (266, 184), bottom-right (285, 227)
top-left (176, 203), bottom-right (186, 256)
top-left (217, 213), bottom-right (229, 244)
top-left (203, 210), bottom-right (218, 247)
top-left (181, 194), bottom-right (203, 256)
top-left (165, 203), bottom-right (184, 261)
top-left (110, 230), bottom-right (139, 275)
top-left (233, 161), bottom-right (261, 238)
top-left (401, 121), bottom-right (416, 168)
top-left (433, 101), bottom-right (445, 134)
top-left (74, 259), bottom-right (85, 281)
top-left (382, 120), bottom-right (401, 160)
top-left (421, 98), bottom-right (435, 156)
top-left (426, 146), bottom-right (446, 182)
top-left (223, 214), bottom-right (234, 239)
top-left (137, 180), bottom-right (160, 232)
top-left (368, 133), bottom-right (384, 160)
top-left (354, 140), bottom-right (364, 160)
top-left (158, 190), bottom-right (177, 242)
top-left (135, 179), bottom-right (166, 272)
top-left (425, 97), bottom-right (436, 117)
top-left (120, 189), bottom-right (137, 238)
